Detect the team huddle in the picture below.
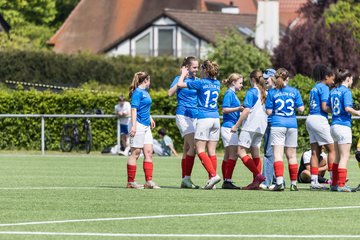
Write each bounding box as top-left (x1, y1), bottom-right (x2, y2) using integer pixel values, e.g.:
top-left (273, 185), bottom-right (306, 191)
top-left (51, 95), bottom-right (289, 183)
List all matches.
top-left (125, 56), bottom-right (360, 192)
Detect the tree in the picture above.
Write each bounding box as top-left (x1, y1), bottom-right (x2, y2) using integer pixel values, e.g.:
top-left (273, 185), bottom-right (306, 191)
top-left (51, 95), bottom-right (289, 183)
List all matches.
top-left (208, 30), bottom-right (271, 80)
top-left (272, 0), bottom-right (360, 79)
top-left (51, 0), bottom-right (81, 27)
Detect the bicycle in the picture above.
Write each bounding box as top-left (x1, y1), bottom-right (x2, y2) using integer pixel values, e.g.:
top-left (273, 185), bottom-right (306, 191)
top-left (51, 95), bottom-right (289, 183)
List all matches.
top-left (60, 109), bottom-right (98, 154)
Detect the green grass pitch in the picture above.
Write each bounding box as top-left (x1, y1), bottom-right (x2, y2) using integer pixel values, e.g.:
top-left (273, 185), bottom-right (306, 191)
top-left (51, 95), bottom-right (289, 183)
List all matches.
top-left (0, 153), bottom-right (359, 240)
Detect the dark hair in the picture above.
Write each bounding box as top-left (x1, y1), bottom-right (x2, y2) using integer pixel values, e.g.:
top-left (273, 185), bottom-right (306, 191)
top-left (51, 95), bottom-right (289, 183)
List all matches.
top-left (312, 64), bottom-right (334, 82)
top-left (158, 128), bottom-right (167, 136)
top-left (274, 68), bottom-right (289, 89)
top-left (201, 60), bottom-right (219, 79)
top-left (250, 70), bottom-right (266, 104)
top-left (118, 95), bottom-right (125, 101)
top-left (222, 73), bottom-right (243, 87)
top-left (128, 72), bottom-right (149, 99)
top-left (181, 56), bottom-right (197, 67)
top-left (335, 68), bottom-right (352, 85)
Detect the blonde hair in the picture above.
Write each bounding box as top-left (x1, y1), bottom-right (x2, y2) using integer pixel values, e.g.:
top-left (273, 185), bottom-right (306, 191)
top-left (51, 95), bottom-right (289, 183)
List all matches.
top-left (222, 73), bottom-right (243, 87)
top-left (274, 68), bottom-right (289, 89)
top-left (128, 72), bottom-right (149, 99)
top-left (201, 60), bottom-right (219, 79)
top-left (250, 70), bottom-right (266, 104)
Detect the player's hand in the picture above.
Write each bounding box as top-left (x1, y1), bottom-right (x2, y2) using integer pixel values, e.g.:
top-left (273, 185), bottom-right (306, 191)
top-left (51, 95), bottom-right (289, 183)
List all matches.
top-left (180, 66), bottom-right (189, 77)
top-left (130, 126), bottom-right (136, 137)
top-left (150, 118), bottom-right (156, 129)
top-left (230, 126), bottom-right (238, 133)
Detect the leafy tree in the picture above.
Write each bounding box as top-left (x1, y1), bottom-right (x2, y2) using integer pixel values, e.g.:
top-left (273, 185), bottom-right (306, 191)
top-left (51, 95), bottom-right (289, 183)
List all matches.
top-left (208, 30), bottom-right (271, 80)
top-left (272, 0), bottom-right (360, 80)
top-left (51, 0), bottom-right (81, 27)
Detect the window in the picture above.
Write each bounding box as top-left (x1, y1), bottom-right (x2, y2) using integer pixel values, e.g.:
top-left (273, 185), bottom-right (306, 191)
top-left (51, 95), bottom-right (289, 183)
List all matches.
top-left (181, 32), bottom-right (197, 57)
top-left (135, 33), bottom-right (150, 56)
top-left (158, 29), bottom-right (173, 56)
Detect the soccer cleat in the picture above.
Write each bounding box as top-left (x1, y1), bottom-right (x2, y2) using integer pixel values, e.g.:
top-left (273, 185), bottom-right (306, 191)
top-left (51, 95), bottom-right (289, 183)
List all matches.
top-left (244, 174), bottom-right (266, 190)
top-left (127, 182), bottom-right (144, 189)
top-left (204, 174), bottom-right (221, 189)
top-left (272, 183), bottom-right (285, 191)
top-left (353, 184), bottom-right (360, 192)
top-left (144, 180), bottom-right (161, 189)
top-left (337, 185), bottom-right (355, 192)
top-left (222, 181), bottom-right (241, 189)
top-left (290, 184), bottom-right (299, 191)
top-left (181, 178), bottom-right (200, 189)
top-left (330, 185), bottom-right (338, 192)
top-left (310, 182), bottom-right (329, 191)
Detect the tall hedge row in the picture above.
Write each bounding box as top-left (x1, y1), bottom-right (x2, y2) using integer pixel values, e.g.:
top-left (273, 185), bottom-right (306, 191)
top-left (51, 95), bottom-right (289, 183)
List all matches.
top-left (1, 75), bottom-right (360, 153)
top-left (0, 50), bottom-right (182, 89)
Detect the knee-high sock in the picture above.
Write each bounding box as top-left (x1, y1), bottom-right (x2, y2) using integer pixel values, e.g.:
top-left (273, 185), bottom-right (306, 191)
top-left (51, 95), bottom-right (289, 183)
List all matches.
top-left (274, 161), bottom-right (284, 177)
top-left (253, 157), bottom-right (262, 178)
top-left (222, 160), bottom-right (227, 179)
top-left (181, 158), bottom-right (185, 178)
top-left (184, 155), bottom-right (195, 176)
top-left (241, 155), bottom-right (260, 176)
top-left (337, 168), bottom-right (347, 187)
top-left (288, 163), bottom-right (298, 182)
top-left (331, 163), bottom-right (339, 187)
top-left (198, 152), bottom-right (216, 178)
top-left (127, 164), bottom-right (136, 182)
top-left (143, 162), bottom-right (153, 181)
top-left (225, 159), bottom-right (237, 180)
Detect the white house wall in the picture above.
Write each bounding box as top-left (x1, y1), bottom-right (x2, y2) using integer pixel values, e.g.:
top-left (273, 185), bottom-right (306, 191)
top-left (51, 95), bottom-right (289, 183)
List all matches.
top-left (107, 40), bottom-right (130, 56)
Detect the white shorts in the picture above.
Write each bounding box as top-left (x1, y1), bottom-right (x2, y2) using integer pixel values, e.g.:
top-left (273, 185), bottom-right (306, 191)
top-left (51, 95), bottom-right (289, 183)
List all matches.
top-left (238, 130), bottom-right (263, 148)
top-left (271, 127), bottom-right (298, 147)
top-left (129, 122), bottom-right (153, 148)
top-left (306, 115), bottom-right (334, 145)
top-left (176, 114), bottom-right (197, 137)
top-left (221, 127), bottom-right (238, 148)
top-left (331, 125), bottom-right (352, 144)
top-left (195, 118), bottom-right (220, 141)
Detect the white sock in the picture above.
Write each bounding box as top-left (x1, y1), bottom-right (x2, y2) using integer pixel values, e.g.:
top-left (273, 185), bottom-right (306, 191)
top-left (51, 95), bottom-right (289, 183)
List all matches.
top-left (311, 175), bottom-right (318, 184)
top-left (276, 177), bottom-right (284, 185)
top-left (291, 180), bottom-right (297, 185)
top-left (183, 176), bottom-right (190, 180)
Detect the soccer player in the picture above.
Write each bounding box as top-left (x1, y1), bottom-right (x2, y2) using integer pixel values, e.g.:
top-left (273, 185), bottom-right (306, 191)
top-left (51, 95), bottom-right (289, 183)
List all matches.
top-left (265, 68), bottom-right (304, 191)
top-left (305, 64), bottom-right (335, 190)
top-left (231, 70), bottom-right (267, 190)
top-left (168, 56), bottom-right (199, 189)
top-left (221, 73), bottom-right (244, 189)
top-left (298, 148), bottom-right (330, 184)
top-left (115, 95), bottom-right (131, 155)
top-left (328, 69), bottom-right (360, 192)
top-left (126, 72), bottom-right (160, 189)
top-left (177, 60), bottom-right (221, 189)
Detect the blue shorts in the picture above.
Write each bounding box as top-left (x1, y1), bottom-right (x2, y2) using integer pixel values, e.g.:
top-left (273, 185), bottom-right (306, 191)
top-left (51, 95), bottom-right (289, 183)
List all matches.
top-left (120, 124), bottom-right (129, 135)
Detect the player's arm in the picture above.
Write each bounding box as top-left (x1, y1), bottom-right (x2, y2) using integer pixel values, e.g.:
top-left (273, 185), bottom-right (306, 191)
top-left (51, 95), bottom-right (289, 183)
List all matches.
top-left (129, 108), bottom-right (137, 137)
top-left (231, 108), bottom-right (249, 132)
top-left (223, 106), bottom-right (242, 114)
top-left (168, 143), bottom-right (178, 157)
top-left (168, 84), bottom-right (177, 96)
top-left (177, 67), bottom-right (188, 88)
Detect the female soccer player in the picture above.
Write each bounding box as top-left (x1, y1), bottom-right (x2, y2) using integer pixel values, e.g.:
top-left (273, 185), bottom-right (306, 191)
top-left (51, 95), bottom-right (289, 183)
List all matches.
top-left (329, 69), bottom-right (360, 192)
top-left (265, 68), bottom-right (304, 191)
top-left (231, 70), bottom-right (267, 190)
top-left (177, 60), bottom-right (221, 189)
top-left (306, 64), bottom-right (335, 190)
top-left (126, 72), bottom-right (160, 189)
top-left (168, 56), bottom-right (199, 189)
top-left (221, 73), bottom-right (244, 189)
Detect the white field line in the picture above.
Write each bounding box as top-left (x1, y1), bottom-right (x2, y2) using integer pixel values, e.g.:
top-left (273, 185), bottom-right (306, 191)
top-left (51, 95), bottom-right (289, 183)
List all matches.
top-left (0, 232), bottom-right (359, 238)
top-left (0, 206), bottom-right (359, 227)
top-left (0, 187), bottom-right (102, 190)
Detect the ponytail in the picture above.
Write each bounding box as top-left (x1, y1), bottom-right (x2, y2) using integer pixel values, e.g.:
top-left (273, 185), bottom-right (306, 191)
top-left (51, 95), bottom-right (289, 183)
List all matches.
top-left (274, 68), bottom-right (289, 89)
top-left (222, 73), bottom-right (243, 87)
top-left (201, 60), bottom-right (219, 79)
top-left (128, 72), bottom-right (149, 99)
top-left (335, 68), bottom-right (352, 85)
top-left (250, 70), bottom-right (266, 104)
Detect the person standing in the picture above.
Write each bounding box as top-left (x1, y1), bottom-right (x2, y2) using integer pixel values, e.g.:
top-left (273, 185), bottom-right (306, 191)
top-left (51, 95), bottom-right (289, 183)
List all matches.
top-left (328, 69), bottom-right (360, 192)
top-left (177, 60), bottom-right (221, 189)
top-left (306, 64), bottom-right (335, 190)
top-left (221, 73), bottom-right (244, 189)
top-left (168, 56), bottom-right (199, 189)
top-left (126, 72), bottom-right (160, 189)
top-left (265, 68), bottom-right (304, 191)
top-left (115, 95), bottom-right (131, 155)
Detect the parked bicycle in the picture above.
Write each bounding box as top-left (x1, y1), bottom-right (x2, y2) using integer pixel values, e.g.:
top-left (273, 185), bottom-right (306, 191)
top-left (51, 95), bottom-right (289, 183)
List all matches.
top-left (60, 109), bottom-right (102, 153)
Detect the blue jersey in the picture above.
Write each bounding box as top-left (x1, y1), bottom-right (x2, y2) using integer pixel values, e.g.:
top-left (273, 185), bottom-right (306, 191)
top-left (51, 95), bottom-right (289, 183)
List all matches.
top-left (309, 82), bottom-right (330, 118)
top-left (131, 88), bottom-right (152, 126)
top-left (222, 89), bottom-right (241, 128)
top-left (187, 78), bottom-right (220, 119)
top-left (170, 76), bottom-right (198, 118)
top-left (266, 86), bottom-right (304, 128)
top-left (243, 88), bottom-right (259, 109)
top-left (329, 85), bottom-right (353, 127)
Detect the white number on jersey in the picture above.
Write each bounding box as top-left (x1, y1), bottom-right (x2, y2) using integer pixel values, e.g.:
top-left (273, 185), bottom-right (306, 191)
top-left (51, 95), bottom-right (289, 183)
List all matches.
top-left (275, 99), bottom-right (295, 116)
top-left (204, 90), bottom-right (219, 108)
top-left (331, 97), bottom-right (341, 115)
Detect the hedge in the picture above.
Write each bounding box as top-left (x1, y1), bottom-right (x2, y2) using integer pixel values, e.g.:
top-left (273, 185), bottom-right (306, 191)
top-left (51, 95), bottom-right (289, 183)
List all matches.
top-left (0, 75), bottom-right (360, 152)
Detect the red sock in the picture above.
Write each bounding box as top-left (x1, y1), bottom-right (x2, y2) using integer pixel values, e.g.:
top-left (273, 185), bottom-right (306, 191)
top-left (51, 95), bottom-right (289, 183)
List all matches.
top-left (328, 163), bottom-right (333, 172)
top-left (127, 164), bottom-right (136, 182)
top-left (288, 163), bottom-right (298, 181)
top-left (310, 167), bottom-right (319, 176)
top-left (253, 157), bottom-right (262, 175)
top-left (181, 158), bottom-right (186, 178)
top-left (338, 168), bottom-right (347, 187)
top-left (209, 155), bottom-right (217, 171)
top-left (143, 162), bottom-right (153, 181)
top-left (274, 161), bottom-right (284, 177)
top-left (225, 159), bottom-right (237, 180)
top-left (222, 160), bottom-right (227, 179)
top-left (241, 155), bottom-right (260, 176)
top-left (332, 163), bottom-right (339, 187)
top-left (198, 152), bottom-right (216, 177)
top-left (184, 155), bottom-right (195, 176)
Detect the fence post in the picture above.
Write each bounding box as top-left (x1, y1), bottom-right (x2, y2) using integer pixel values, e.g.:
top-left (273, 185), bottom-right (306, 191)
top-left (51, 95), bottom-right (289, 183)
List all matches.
top-left (41, 115), bottom-right (45, 155)
top-left (117, 118), bottom-right (121, 153)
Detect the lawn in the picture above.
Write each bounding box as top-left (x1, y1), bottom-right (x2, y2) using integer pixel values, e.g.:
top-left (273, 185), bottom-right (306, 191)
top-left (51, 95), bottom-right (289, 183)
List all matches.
top-left (0, 152), bottom-right (359, 239)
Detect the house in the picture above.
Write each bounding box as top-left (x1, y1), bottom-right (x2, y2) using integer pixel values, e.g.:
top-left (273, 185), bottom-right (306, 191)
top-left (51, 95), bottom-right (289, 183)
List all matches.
top-left (0, 14), bottom-right (11, 34)
top-left (48, 0), bottom-right (305, 57)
